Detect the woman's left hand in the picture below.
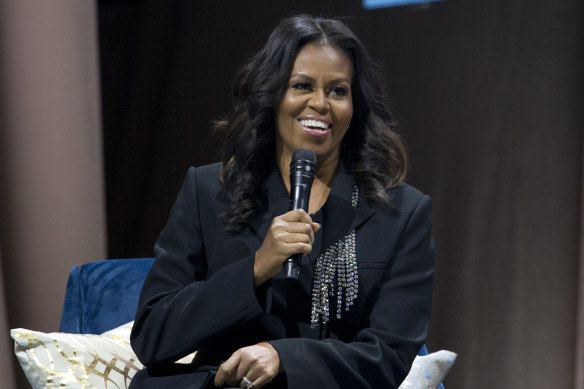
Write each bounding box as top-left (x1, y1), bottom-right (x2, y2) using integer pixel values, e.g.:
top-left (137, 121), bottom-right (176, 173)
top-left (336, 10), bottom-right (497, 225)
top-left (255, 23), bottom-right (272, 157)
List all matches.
top-left (214, 342), bottom-right (282, 388)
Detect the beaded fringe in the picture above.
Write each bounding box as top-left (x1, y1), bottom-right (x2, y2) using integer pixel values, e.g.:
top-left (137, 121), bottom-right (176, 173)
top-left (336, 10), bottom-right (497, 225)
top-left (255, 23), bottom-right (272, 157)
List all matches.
top-left (310, 184), bottom-right (359, 329)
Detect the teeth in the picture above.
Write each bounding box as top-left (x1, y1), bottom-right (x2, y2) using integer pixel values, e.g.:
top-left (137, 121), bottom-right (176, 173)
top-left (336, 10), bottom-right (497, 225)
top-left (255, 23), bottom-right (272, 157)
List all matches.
top-left (299, 119), bottom-right (330, 130)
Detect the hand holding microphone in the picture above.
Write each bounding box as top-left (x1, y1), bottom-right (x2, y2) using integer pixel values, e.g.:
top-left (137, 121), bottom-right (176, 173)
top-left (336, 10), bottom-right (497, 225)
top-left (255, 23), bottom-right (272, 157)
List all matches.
top-left (253, 150), bottom-right (319, 286)
top-left (283, 149), bottom-right (316, 279)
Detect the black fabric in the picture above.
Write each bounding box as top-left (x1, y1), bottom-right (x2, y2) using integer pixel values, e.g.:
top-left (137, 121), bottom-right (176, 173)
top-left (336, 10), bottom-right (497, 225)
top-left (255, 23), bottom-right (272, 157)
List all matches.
top-left (130, 163), bottom-right (434, 388)
top-left (130, 367), bottom-right (285, 389)
top-left (130, 369), bottom-right (210, 389)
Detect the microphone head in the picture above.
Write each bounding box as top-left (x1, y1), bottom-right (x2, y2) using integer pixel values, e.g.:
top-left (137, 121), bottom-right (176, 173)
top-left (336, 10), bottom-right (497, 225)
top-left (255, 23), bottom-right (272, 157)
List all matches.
top-left (292, 149), bottom-right (316, 166)
top-left (290, 149), bottom-right (317, 187)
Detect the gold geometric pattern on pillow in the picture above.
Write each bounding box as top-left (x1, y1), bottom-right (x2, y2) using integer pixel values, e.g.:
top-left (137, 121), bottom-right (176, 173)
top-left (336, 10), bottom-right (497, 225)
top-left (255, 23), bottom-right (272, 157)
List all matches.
top-left (11, 322), bottom-right (144, 389)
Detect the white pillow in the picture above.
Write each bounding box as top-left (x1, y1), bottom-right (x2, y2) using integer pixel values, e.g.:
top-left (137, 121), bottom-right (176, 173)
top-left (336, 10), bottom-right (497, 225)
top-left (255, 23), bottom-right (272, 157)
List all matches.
top-left (11, 322), bottom-right (144, 389)
top-left (399, 350), bottom-right (457, 389)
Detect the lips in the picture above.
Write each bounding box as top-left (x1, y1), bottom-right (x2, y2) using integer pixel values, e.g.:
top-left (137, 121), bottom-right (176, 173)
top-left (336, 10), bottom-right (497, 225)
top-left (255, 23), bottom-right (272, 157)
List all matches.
top-left (298, 117), bottom-right (331, 136)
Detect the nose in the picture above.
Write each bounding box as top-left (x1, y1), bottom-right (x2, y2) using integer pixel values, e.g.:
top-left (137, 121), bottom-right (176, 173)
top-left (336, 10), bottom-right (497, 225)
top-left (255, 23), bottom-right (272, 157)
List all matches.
top-left (307, 88), bottom-right (329, 114)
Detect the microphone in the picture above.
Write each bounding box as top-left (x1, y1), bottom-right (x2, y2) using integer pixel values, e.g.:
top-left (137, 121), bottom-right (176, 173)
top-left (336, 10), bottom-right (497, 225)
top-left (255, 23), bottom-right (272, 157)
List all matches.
top-left (283, 149), bottom-right (317, 279)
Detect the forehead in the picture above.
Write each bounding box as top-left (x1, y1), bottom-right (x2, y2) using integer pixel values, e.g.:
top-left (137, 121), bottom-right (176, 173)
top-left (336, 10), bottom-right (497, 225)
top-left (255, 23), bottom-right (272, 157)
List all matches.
top-left (291, 44), bottom-right (353, 80)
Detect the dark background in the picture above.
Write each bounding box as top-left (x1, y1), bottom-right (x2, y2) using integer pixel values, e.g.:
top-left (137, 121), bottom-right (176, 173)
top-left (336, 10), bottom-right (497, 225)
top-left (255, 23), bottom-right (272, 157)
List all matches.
top-left (98, 0), bottom-right (584, 387)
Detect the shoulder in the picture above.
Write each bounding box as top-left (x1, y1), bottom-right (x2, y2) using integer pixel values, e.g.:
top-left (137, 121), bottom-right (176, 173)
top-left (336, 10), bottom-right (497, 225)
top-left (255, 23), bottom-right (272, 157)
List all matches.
top-left (176, 163), bottom-right (224, 210)
top-left (373, 182), bottom-right (431, 221)
top-left (185, 162), bottom-right (223, 190)
top-left (187, 162), bottom-right (222, 180)
top-left (389, 182), bottom-right (429, 206)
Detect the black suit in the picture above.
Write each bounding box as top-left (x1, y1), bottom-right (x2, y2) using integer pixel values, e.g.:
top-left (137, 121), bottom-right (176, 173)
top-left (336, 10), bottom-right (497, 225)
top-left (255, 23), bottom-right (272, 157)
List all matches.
top-left (130, 162), bottom-right (435, 388)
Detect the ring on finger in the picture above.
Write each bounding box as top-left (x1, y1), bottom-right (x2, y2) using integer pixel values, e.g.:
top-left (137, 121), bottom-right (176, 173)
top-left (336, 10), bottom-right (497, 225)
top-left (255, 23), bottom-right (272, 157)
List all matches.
top-left (242, 376), bottom-right (254, 388)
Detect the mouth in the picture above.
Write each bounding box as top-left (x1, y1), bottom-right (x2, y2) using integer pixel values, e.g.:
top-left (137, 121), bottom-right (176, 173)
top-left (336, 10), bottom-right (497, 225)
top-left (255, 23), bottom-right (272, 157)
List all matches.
top-left (298, 118), bottom-right (331, 136)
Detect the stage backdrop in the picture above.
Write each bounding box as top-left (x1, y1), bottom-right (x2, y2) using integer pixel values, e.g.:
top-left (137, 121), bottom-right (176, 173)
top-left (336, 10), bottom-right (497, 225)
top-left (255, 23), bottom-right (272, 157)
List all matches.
top-left (0, 1), bottom-right (580, 388)
top-left (98, 1), bottom-right (583, 388)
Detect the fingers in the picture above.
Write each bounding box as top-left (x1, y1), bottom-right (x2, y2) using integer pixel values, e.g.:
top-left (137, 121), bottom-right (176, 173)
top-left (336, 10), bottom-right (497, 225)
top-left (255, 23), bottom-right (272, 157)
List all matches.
top-left (277, 210), bottom-right (320, 242)
top-left (281, 210), bottom-right (321, 230)
top-left (214, 352), bottom-right (240, 387)
top-left (278, 208), bottom-right (320, 229)
top-left (265, 230), bottom-right (313, 259)
top-left (216, 344), bottom-right (280, 389)
top-left (253, 210), bottom-right (321, 287)
top-left (311, 221), bottom-right (322, 232)
top-left (239, 368), bottom-right (264, 389)
top-left (245, 374), bottom-right (267, 389)
top-left (241, 343), bottom-right (281, 388)
top-left (280, 208), bottom-right (312, 223)
top-left (283, 221), bottom-right (314, 235)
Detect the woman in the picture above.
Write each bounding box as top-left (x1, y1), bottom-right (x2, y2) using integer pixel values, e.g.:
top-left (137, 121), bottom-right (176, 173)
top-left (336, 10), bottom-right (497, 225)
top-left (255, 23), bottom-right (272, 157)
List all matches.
top-left (130, 14), bottom-right (434, 389)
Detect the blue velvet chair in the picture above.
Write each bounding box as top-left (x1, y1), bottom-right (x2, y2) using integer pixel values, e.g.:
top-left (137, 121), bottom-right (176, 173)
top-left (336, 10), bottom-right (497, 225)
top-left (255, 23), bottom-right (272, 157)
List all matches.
top-left (59, 258), bottom-right (443, 388)
top-left (59, 258), bottom-right (155, 334)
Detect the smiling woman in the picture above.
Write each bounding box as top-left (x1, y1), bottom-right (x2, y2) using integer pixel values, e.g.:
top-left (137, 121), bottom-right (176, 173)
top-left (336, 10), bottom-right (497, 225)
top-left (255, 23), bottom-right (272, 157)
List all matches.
top-left (129, 14), bottom-right (434, 389)
top-left (216, 15), bottom-right (408, 233)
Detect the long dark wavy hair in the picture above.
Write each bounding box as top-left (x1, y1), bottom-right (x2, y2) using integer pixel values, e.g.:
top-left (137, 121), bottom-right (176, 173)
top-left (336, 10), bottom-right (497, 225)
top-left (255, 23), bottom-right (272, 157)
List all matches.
top-left (216, 15), bottom-right (407, 231)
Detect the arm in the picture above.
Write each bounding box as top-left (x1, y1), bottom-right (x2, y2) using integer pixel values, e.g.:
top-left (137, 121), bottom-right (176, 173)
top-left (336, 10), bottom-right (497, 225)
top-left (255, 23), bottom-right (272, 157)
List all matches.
top-left (270, 194), bottom-right (435, 388)
top-left (130, 167), bottom-right (264, 370)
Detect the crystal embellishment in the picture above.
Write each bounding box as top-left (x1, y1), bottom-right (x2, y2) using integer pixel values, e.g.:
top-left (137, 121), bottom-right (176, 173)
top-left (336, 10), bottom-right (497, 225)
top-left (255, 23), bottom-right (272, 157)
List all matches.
top-left (311, 184), bottom-right (359, 328)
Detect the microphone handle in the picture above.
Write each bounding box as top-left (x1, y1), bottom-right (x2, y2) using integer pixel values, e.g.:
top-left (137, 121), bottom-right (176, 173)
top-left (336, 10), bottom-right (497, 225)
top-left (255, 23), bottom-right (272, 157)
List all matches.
top-left (283, 182), bottom-right (311, 279)
top-left (289, 183), bottom-right (311, 211)
top-left (283, 254), bottom-right (302, 278)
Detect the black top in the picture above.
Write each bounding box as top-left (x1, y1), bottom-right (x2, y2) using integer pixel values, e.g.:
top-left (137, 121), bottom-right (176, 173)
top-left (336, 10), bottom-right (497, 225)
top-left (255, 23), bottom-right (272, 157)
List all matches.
top-left (130, 162), bottom-right (435, 388)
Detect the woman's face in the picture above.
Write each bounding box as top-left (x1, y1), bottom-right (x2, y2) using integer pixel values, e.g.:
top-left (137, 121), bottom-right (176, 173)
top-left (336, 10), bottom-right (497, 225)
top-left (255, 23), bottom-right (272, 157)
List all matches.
top-left (275, 43), bottom-right (353, 168)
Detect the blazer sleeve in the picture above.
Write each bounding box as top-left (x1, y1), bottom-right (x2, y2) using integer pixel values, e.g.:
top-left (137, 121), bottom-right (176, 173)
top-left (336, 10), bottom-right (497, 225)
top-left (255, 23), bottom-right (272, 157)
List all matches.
top-left (130, 167), bottom-right (264, 370)
top-left (269, 193), bottom-right (435, 389)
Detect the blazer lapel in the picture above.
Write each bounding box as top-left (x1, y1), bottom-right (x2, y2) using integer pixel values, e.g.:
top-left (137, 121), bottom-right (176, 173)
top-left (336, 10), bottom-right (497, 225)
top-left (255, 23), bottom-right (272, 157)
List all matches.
top-left (249, 167), bottom-right (289, 240)
top-left (352, 194), bottom-right (376, 231)
top-left (317, 166), bottom-right (376, 261)
top-left (328, 165), bottom-right (376, 231)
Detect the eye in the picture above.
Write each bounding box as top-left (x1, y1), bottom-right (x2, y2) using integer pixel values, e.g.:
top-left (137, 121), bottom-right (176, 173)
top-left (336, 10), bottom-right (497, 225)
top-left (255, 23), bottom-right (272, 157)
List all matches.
top-left (327, 86), bottom-right (349, 97)
top-left (290, 82), bottom-right (314, 92)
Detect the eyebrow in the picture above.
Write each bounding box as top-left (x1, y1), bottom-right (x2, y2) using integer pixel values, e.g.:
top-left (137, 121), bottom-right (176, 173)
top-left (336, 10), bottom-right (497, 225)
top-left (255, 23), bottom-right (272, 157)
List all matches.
top-left (290, 73), bottom-right (351, 85)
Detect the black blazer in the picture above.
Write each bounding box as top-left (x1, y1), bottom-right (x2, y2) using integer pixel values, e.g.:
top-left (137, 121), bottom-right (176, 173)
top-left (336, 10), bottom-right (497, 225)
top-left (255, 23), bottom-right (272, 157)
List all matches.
top-left (130, 162), bottom-right (435, 388)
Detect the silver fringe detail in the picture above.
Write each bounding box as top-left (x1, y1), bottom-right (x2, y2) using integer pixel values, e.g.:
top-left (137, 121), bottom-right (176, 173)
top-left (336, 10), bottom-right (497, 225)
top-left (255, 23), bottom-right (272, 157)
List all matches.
top-left (311, 184), bottom-right (359, 328)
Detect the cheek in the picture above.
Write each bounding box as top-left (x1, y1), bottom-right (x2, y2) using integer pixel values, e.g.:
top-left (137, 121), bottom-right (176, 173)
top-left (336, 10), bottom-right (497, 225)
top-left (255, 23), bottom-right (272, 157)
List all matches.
top-left (276, 95), bottom-right (300, 140)
top-left (346, 104), bottom-right (354, 121)
top-left (334, 101), bottom-right (353, 124)
top-left (278, 93), bottom-right (304, 118)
